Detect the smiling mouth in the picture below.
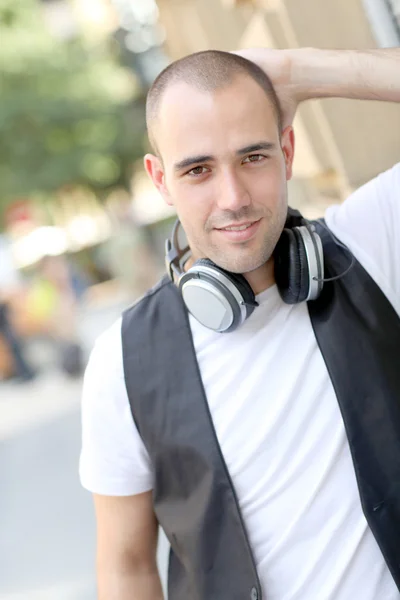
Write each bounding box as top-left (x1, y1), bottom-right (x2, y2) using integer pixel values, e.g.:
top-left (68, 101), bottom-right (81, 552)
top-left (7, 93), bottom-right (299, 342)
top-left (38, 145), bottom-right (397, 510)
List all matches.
top-left (214, 219), bottom-right (262, 241)
top-left (216, 220), bottom-right (259, 232)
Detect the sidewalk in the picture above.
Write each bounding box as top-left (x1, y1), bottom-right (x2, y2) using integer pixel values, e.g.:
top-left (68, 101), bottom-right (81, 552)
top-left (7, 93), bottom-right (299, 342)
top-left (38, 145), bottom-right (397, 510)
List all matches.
top-left (0, 370), bottom-right (83, 442)
top-left (0, 287), bottom-right (169, 599)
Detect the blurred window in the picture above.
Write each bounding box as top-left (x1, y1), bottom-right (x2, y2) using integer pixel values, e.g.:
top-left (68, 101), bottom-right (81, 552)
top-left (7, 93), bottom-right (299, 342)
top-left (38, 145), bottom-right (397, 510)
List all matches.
top-left (362, 0), bottom-right (400, 46)
top-left (387, 0), bottom-right (400, 26)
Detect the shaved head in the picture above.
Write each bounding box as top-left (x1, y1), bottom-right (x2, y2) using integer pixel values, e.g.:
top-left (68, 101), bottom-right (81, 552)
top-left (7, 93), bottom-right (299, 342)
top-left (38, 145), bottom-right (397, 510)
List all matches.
top-left (144, 50), bottom-right (295, 291)
top-left (146, 50), bottom-right (282, 155)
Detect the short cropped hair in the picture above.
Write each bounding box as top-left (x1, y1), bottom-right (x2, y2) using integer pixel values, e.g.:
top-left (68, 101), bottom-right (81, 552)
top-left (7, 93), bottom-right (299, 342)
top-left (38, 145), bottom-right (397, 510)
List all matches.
top-left (146, 50), bottom-right (282, 154)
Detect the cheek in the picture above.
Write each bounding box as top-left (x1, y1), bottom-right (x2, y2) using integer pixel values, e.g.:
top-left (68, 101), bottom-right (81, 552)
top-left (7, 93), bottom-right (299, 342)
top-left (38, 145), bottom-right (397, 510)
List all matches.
top-left (251, 165), bottom-right (286, 205)
top-left (172, 180), bottom-right (214, 222)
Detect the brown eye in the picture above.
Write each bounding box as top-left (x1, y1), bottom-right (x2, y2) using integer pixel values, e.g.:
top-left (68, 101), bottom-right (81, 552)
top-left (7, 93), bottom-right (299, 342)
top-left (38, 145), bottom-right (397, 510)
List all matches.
top-left (244, 154), bottom-right (265, 163)
top-left (188, 166), bottom-right (206, 176)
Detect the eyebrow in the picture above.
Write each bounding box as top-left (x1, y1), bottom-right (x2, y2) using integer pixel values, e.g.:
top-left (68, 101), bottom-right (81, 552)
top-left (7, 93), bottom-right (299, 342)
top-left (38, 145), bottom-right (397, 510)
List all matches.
top-left (173, 141), bottom-right (277, 173)
top-left (237, 142), bottom-right (276, 155)
top-left (174, 155), bottom-right (213, 172)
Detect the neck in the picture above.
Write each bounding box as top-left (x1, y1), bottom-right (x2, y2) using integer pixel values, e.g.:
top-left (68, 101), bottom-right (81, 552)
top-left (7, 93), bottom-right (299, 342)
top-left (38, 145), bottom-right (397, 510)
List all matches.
top-left (184, 255), bottom-right (275, 296)
top-left (243, 258), bottom-right (276, 296)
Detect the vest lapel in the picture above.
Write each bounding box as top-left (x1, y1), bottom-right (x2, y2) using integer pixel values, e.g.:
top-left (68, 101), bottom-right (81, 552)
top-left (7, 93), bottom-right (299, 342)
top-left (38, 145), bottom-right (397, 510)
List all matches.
top-left (122, 277), bottom-right (262, 599)
top-left (309, 223), bottom-right (400, 588)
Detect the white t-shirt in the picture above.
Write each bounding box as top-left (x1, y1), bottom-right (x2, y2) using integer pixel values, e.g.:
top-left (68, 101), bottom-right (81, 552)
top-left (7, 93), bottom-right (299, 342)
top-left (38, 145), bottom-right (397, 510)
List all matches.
top-left (80, 164), bottom-right (400, 600)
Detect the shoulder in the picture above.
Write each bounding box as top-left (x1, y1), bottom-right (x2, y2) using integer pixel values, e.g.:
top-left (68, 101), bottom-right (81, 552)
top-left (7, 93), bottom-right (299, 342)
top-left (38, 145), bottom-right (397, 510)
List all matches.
top-left (87, 317), bottom-right (123, 375)
top-left (82, 317), bottom-right (125, 413)
top-left (80, 316), bottom-right (154, 495)
top-left (122, 276), bottom-right (183, 344)
top-left (324, 163), bottom-right (400, 314)
top-left (123, 276), bottom-right (173, 317)
top-left (325, 163), bottom-right (400, 227)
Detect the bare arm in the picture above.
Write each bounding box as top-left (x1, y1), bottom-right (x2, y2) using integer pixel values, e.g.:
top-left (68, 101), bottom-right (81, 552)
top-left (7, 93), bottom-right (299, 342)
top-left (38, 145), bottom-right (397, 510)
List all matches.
top-left (236, 47), bottom-right (400, 127)
top-left (94, 491), bottom-right (164, 600)
top-left (290, 48), bottom-right (400, 103)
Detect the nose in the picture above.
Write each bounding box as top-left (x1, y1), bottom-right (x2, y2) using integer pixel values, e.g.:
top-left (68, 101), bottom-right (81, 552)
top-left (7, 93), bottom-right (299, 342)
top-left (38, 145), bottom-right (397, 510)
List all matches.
top-left (216, 168), bottom-right (251, 212)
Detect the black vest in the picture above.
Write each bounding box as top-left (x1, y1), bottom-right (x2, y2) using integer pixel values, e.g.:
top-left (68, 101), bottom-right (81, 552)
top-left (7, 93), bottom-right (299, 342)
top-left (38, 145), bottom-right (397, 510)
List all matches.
top-left (121, 218), bottom-right (400, 600)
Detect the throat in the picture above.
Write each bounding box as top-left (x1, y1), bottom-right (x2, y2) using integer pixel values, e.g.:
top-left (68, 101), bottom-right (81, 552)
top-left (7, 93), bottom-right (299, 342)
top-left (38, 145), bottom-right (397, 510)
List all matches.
top-left (243, 259), bottom-right (276, 296)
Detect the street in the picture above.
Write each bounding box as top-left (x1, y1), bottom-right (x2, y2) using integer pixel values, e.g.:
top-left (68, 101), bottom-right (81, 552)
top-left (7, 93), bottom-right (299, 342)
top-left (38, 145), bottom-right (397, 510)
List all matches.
top-left (0, 299), bottom-right (169, 599)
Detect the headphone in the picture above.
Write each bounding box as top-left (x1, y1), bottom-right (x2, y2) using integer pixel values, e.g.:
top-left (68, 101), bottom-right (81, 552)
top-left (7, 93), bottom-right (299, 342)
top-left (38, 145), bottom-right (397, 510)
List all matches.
top-left (165, 215), bottom-right (354, 333)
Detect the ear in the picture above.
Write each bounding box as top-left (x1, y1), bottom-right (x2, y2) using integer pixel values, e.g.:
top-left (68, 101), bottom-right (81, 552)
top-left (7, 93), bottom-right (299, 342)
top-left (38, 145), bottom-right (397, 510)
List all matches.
top-left (280, 126), bottom-right (295, 181)
top-left (144, 154), bottom-right (173, 205)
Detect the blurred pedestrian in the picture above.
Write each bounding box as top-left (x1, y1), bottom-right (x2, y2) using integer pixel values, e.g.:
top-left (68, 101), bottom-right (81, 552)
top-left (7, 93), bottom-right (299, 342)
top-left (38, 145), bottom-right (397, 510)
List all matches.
top-left (0, 234), bottom-right (36, 382)
top-left (30, 254), bottom-right (84, 377)
top-left (80, 48), bottom-right (400, 600)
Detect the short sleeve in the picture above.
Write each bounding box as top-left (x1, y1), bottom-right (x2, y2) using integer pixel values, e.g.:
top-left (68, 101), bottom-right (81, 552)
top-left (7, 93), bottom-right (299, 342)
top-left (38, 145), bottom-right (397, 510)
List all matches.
top-left (325, 163), bottom-right (400, 316)
top-left (79, 317), bottom-right (153, 496)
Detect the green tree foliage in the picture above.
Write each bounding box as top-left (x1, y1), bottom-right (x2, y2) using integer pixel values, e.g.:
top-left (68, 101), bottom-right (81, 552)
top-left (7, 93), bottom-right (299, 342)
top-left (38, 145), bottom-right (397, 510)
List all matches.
top-left (0, 0), bottom-right (147, 214)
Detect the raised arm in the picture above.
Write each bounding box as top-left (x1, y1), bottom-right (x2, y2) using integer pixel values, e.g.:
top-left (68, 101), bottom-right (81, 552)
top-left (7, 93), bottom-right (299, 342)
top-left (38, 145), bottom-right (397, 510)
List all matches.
top-left (94, 491), bottom-right (164, 600)
top-left (290, 48), bottom-right (400, 102)
top-left (236, 47), bottom-right (400, 127)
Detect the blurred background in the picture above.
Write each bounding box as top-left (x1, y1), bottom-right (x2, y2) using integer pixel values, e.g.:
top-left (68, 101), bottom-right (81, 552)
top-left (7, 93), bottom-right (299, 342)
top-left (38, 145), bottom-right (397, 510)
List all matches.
top-left (0, 0), bottom-right (399, 598)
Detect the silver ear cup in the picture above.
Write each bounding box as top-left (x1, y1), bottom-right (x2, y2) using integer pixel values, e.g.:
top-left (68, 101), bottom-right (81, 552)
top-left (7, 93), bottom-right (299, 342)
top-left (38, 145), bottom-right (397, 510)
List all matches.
top-left (297, 226), bottom-right (324, 300)
top-left (181, 279), bottom-right (235, 331)
top-left (179, 265), bottom-right (248, 332)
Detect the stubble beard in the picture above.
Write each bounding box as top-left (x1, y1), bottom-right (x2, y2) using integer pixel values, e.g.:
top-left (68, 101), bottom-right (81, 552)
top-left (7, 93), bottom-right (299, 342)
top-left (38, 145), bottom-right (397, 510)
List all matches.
top-left (203, 206), bottom-right (287, 274)
top-left (205, 232), bottom-right (276, 274)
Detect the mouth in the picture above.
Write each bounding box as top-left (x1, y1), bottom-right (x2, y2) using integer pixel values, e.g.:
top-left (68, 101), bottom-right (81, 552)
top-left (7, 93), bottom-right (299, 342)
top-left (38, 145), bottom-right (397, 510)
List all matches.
top-left (214, 219), bottom-right (261, 242)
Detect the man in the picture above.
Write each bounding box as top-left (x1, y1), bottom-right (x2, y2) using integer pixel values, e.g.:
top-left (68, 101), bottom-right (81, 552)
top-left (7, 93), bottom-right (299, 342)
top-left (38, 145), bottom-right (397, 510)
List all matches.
top-left (80, 47), bottom-right (400, 599)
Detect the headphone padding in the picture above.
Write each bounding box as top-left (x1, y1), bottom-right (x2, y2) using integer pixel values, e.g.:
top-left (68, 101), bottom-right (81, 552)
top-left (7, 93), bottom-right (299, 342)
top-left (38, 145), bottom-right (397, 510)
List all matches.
top-left (274, 228), bottom-right (310, 304)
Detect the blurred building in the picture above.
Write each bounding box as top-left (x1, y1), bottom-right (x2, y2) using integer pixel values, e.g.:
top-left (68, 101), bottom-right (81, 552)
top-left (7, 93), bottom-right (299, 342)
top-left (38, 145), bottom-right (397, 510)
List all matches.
top-left (156, 0), bottom-right (400, 213)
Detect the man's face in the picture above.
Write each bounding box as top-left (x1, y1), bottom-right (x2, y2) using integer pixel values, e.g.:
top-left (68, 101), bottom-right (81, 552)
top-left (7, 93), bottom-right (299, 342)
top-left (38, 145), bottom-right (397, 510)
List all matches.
top-left (145, 75), bottom-right (295, 275)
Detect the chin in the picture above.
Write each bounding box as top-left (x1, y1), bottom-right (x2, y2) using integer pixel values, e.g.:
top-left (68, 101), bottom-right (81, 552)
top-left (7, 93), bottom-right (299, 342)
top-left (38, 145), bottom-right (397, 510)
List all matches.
top-left (211, 252), bottom-right (269, 275)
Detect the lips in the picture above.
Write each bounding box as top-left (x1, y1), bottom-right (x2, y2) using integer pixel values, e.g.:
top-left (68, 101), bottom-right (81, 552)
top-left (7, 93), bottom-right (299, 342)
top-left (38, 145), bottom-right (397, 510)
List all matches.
top-left (214, 219), bottom-right (261, 242)
top-left (217, 221), bottom-right (255, 232)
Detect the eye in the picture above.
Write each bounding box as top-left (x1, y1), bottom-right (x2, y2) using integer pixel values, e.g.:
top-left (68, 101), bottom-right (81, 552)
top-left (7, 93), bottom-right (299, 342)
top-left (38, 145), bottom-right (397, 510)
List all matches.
top-left (243, 154), bottom-right (267, 164)
top-left (187, 166), bottom-right (208, 176)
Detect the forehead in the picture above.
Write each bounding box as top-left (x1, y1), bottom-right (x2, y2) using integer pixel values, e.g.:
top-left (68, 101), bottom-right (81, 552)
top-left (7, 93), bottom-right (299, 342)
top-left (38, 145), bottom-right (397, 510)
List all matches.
top-left (155, 76), bottom-right (278, 164)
